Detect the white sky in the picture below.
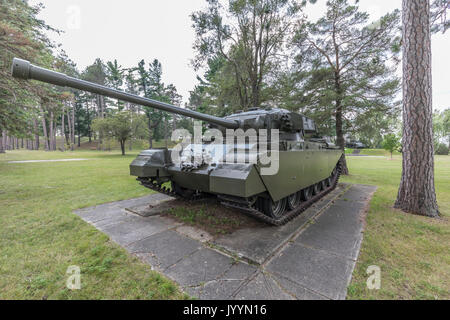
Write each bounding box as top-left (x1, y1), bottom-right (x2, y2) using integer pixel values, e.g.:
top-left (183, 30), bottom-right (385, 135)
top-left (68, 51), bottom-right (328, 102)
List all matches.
top-left (30, 0), bottom-right (449, 110)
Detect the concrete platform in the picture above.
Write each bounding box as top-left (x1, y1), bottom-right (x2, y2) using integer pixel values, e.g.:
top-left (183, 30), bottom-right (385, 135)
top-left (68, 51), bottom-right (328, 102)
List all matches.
top-left (73, 183), bottom-right (376, 300)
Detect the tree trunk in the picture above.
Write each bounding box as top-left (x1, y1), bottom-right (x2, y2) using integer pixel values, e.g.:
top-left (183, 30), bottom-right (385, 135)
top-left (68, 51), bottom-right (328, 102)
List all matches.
top-left (34, 118), bottom-right (39, 150)
top-left (164, 117), bottom-right (169, 148)
top-left (71, 103), bottom-right (75, 151)
top-left (5, 135), bottom-right (8, 150)
top-left (67, 106), bottom-right (72, 150)
top-left (394, 0), bottom-right (439, 217)
top-left (335, 97), bottom-right (349, 175)
top-left (120, 140), bottom-right (125, 155)
top-left (76, 105), bottom-right (81, 148)
top-left (0, 131), bottom-right (4, 153)
top-left (86, 101), bottom-right (91, 143)
top-left (40, 105), bottom-right (49, 151)
top-left (53, 119), bottom-right (57, 150)
top-left (97, 95), bottom-right (105, 151)
top-left (49, 110), bottom-right (54, 151)
top-left (148, 117), bottom-right (153, 149)
top-left (61, 104), bottom-right (65, 151)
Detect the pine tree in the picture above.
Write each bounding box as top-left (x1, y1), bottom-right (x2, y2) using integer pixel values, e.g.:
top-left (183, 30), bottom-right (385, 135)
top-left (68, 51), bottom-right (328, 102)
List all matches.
top-left (394, 0), bottom-right (439, 217)
top-left (191, 0), bottom-right (304, 110)
top-left (290, 0), bottom-right (401, 174)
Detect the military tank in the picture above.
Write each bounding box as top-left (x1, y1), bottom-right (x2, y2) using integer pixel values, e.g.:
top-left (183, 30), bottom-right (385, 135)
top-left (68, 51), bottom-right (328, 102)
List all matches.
top-left (11, 58), bottom-right (343, 225)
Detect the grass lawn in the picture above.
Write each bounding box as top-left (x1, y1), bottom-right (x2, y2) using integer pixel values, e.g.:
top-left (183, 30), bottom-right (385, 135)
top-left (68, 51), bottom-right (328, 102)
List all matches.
top-left (1, 149), bottom-right (448, 299)
top-left (342, 155), bottom-right (449, 299)
top-left (345, 148), bottom-right (401, 156)
top-left (0, 149), bottom-right (187, 299)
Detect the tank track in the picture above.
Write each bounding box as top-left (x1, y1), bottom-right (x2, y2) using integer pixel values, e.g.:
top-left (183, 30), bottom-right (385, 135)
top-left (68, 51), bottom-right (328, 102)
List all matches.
top-left (138, 158), bottom-right (342, 226)
top-left (220, 160), bottom-right (342, 226)
top-left (137, 178), bottom-right (206, 201)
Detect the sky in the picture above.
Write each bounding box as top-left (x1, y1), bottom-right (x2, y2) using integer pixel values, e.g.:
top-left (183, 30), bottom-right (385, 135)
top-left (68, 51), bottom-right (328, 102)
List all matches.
top-left (30, 0), bottom-right (449, 110)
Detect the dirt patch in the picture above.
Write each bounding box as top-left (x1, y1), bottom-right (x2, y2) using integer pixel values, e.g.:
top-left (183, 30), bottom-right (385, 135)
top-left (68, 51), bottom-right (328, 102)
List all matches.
top-left (160, 198), bottom-right (266, 237)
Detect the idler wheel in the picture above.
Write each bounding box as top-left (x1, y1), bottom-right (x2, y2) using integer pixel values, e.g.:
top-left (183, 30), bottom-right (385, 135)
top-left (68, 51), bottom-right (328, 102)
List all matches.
top-left (287, 191), bottom-right (302, 210)
top-left (262, 197), bottom-right (287, 219)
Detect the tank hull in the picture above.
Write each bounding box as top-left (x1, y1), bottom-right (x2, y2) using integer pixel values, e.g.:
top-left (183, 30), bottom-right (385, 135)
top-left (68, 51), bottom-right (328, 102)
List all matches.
top-left (130, 148), bottom-right (342, 202)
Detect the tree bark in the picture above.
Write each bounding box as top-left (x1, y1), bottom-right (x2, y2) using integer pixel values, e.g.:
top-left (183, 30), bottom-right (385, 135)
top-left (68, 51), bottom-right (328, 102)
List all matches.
top-left (148, 117), bottom-right (154, 149)
top-left (40, 105), bottom-right (49, 151)
top-left (86, 101), bottom-right (92, 143)
top-left (394, 0), bottom-right (439, 217)
top-left (34, 118), bottom-right (39, 150)
top-left (49, 110), bottom-right (54, 151)
top-left (67, 106), bottom-right (72, 149)
top-left (164, 117), bottom-right (169, 148)
top-left (0, 131), bottom-right (4, 153)
top-left (97, 95), bottom-right (105, 150)
top-left (71, 103), bottom-right (75, 151)
top-left (61, 104), bottom-right (65, 151)
top-left (334, 73), bottom-right (349, 175)
top-left (120, 140), bottom-right (125, 156)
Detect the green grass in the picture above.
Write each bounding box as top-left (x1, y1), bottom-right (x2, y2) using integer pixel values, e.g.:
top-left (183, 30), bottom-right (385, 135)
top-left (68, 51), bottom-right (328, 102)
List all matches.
top-left (342, 155), bottom-right (449, 300)
top-left (165, 202), bottom-right (261, 237)
top-left (345, 148), bottom-right (401, 156)
top-left (1, 149), bottom-right (449, 299)
top-left (0, 150), bottom-right (187, 299)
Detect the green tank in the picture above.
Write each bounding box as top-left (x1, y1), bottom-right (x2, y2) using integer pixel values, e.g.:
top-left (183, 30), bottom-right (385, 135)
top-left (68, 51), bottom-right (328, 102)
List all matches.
top-left (11, 58), bottom-right (343, 225)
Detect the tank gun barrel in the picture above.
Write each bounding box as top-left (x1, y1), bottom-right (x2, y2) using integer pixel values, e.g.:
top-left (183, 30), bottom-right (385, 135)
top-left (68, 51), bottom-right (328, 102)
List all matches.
top-left (11, 58), bottom-right (239, 129)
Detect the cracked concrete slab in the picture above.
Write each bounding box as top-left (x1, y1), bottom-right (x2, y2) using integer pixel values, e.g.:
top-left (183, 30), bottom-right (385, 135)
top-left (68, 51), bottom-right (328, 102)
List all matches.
top-left (73, 183), bottom-right (376, 300)
top-left (127, 229), bottom-right (202, 270)
top-left (269, 273), bottom-right (328, 300)
top-left (165, 247), bottom-right (236, 287)
top-left (74, 193), bottom-right (173, 223)
top-left (99, 215), bottom-right (179, 247)
top-left (233, 272), bottom-right (294, 300)
top-left (125, 197), bottom-right (176, 217)
top-left (183, 256), bottom-right (258, 300)
top-left (265, 242), bottom-right (354, 300)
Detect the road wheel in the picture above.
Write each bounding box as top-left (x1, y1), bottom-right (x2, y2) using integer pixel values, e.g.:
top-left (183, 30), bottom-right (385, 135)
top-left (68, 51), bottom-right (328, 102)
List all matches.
top-left (312, 183), bottom-right (320, 195)
top-left (287, 192), bottom-right (302, 210)
top-left (262, 197), bottom-right (287, 219)
top-left (301, 187), bottom-right (312, 201)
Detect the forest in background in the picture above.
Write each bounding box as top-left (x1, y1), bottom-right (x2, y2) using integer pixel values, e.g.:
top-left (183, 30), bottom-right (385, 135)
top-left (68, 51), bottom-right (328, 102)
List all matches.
top-left (0, 0), bottom-right (448, 156)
